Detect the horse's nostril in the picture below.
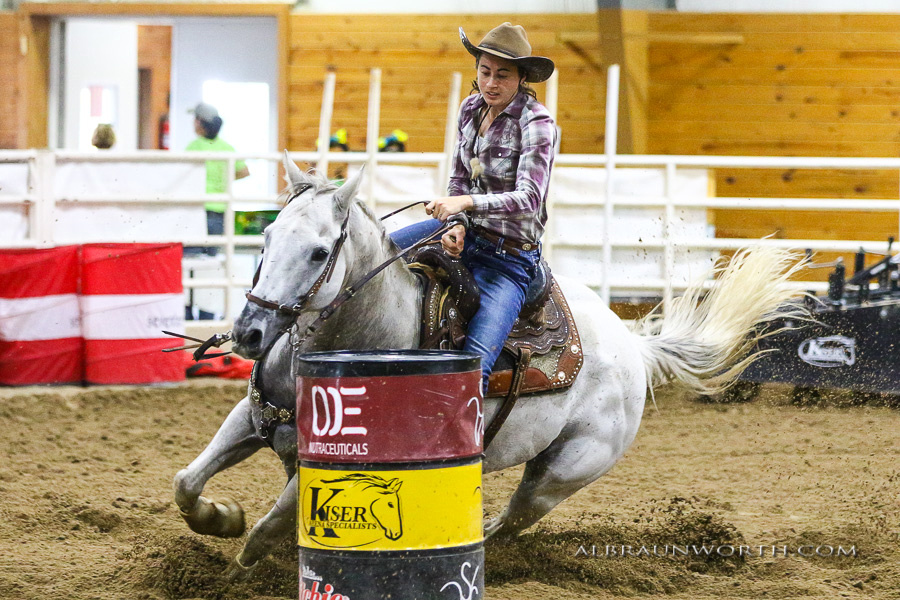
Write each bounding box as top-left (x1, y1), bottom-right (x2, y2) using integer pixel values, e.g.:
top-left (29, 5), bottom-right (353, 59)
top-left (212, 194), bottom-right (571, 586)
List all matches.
top-left (244, 329), bottom-right (263, 350)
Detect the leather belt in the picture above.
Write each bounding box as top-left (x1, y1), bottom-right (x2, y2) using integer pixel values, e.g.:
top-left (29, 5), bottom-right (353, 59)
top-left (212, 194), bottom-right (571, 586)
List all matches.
top-left (472, 227), bottom-right (536, 257)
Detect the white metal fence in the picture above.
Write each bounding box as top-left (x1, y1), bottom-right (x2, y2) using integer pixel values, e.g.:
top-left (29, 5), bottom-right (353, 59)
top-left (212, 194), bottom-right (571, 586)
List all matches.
top-left (3, 65), bottom-right (899, 330)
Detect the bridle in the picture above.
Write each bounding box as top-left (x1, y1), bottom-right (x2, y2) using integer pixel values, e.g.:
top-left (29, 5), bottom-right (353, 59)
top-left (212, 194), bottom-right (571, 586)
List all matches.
top-left (245, 199), bottom-right (458, 353)
top-left (164, 197), bottom-right (458, 362)
top-left (165, 196), bottom-right (461, 443)
top-left (244, 208), bottom-right (351, 318)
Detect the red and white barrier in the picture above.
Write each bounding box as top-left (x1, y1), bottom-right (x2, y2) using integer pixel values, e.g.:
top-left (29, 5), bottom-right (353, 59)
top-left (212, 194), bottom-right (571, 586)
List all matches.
top-left (0, 246), bottom-right (83, 385)
top-left (81, 243), bottom-right (185, 384)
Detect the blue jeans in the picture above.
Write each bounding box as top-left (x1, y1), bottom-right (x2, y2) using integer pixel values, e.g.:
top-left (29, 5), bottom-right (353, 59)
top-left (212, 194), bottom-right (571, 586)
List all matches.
top-left (390, 219), bottom-right (540, 392)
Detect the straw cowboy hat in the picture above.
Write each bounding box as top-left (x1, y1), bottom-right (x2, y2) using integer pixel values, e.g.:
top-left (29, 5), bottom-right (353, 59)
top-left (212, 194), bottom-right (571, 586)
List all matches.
top-left (459, 22), bottom-right (555, 83)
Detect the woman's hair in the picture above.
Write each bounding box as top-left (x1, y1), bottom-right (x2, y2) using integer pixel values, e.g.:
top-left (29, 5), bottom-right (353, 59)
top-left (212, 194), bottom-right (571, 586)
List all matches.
top-left (469, 54), bottom-right (537, 99)
top-left (198, 116), bottom-right (224, 140)
top-left (91, 123), bottom-right (116, 149)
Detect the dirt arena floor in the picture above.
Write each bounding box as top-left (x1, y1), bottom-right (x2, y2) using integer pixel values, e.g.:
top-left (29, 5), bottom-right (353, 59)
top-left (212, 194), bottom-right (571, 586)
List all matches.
top-left (0, 379), bottom-right (897, 600)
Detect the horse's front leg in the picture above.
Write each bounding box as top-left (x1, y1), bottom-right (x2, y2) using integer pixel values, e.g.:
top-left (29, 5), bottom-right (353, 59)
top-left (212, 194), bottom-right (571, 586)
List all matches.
top-left (227, 472), bottom-right (298, 582)
top-left (173, 396), bottom-right (266, 538)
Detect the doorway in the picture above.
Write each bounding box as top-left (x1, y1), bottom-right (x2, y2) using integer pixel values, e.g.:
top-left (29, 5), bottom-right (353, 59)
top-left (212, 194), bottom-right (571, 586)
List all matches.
top-left (49, 14), bottom-right (280, 167)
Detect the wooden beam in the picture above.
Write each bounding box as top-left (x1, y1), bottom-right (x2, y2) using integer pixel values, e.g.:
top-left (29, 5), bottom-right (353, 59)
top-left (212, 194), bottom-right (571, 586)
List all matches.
top-left (562, 31), bottom-right (745, 46)
top-left (597, 8), bottom-right (648, 154)
top-left (19, 2), bottom-right (291, 17)
top-left (17, 14), bottom-right (50, 149)
top-left (559, 39), bottom-right (604, 74)
top-left (276, 5), bottom-right (289, 153)
top-left (643, 33), bottom-right (744, 45)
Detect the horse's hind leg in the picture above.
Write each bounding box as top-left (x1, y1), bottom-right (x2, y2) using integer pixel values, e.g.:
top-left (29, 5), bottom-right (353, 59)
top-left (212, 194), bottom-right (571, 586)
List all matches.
top-left (227, 472), bottom-right (297, 582)
top-left (173, 397), bottom-right (266, 538)
top-left (486, 434), bottom-right (616, 539)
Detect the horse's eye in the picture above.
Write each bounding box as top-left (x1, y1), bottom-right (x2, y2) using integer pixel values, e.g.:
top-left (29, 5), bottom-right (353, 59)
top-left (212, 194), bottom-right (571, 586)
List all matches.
top-left (311, 247), bottom-right (330, 262)
top-left (388, 502), bottom-right (395, 508)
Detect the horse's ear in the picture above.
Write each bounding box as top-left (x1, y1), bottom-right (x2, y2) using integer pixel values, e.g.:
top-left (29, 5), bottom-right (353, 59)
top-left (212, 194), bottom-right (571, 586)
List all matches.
top-left (282, 150), bottom-right (304, 187)
top-left (387, 478), bottom-right (402, 493)
top-left (333, 165), bottom-right (365, 215)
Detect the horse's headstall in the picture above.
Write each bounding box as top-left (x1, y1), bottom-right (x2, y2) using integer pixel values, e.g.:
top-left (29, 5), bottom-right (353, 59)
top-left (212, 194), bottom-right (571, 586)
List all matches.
top-left (284, 183), bottom-right (313, 206)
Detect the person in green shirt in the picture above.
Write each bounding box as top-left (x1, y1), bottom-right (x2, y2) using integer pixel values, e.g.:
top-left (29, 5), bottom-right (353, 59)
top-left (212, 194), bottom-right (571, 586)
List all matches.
top-left (186, 102), bottom-right (250, 235)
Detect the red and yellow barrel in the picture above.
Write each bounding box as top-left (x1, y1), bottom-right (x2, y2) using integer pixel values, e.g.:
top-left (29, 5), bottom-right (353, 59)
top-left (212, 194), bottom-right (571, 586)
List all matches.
top-left (296, 350), bottom-right (484, 599)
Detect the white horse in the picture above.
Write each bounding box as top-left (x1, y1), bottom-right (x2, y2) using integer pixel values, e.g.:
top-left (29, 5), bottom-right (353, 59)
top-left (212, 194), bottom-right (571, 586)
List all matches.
top-left (173, 154), bottom-right (806, 580)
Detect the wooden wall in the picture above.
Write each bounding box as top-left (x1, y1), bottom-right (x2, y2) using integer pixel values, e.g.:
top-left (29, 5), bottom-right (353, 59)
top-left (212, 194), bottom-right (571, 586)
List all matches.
top-left (287, 14), bottom-right (606, 154)
top-left (0, 13), bottom-right (20, 149)
top-left (647, 13), bottom-right (900, 254)
top-left (137, 24), bottom-right (171, 150)
top-left (1, 8), bottom-right (899, 261)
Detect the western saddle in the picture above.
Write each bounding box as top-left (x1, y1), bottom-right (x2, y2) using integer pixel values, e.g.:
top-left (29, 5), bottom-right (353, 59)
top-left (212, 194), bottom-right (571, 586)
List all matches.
top-left (407, 243), bottom-right (583, 446)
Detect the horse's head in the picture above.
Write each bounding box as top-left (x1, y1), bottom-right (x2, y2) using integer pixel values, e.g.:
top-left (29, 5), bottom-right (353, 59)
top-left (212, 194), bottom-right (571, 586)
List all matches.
top-left (368, 478), bottom-right (403, 541)
top-left (232, 151), bottom-right (365, 359)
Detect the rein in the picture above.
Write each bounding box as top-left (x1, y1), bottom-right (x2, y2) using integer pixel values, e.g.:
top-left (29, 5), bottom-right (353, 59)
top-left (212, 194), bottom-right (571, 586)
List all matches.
top-left (164, 202), bottom-right (461, 361)
top-left (246, 200), bottom-right (463, 352)
top-left (288, 218), bottom-right (456, 349)
top-left (167, 200), bottom-right (461, 444)
top-left (244, 201), bottom-right (431, 318)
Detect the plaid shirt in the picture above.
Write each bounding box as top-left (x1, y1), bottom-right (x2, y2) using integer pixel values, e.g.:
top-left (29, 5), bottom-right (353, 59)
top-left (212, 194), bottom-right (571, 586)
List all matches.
top-left (448, 92), bottom-right (557, 246)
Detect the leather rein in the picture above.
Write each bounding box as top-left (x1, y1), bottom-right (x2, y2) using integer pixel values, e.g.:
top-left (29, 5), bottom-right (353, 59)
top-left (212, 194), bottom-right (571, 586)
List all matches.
top-left (163, 200), bottom-right (454, 364)
top-left (246, 200), bottom-right (458, 350)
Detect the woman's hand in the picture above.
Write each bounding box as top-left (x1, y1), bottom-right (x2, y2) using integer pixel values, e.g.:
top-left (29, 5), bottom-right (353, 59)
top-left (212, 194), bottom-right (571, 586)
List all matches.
top-left (441, 224), bottom-right (467, 257)
top-left (426, 196), bottom-right (474, 222)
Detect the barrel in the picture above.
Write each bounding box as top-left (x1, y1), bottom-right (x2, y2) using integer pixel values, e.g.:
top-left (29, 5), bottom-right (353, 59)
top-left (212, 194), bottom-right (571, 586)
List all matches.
top-left (296, 350), bottom-right (484, 600)
top-left (0, 245), bottom-right (82, 385)
top-left (81, 243), bottom-right (185, 384)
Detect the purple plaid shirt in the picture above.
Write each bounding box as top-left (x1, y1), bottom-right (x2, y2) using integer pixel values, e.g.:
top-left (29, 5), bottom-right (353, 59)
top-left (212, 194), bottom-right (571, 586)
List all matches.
top-left (448, 92), bottom-right (557, 246)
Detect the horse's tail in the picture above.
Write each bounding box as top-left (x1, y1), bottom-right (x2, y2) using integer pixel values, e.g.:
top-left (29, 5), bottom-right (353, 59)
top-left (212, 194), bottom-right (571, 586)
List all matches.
top-left (632, 246), bottom-right (809, 396)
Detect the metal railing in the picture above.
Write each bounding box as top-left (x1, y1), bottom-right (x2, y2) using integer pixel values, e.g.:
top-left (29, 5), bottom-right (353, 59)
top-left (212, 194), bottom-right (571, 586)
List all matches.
top-left (4, 147), bottom-right (899, 311)
top-left (3, 66), bottom-right (899, 329)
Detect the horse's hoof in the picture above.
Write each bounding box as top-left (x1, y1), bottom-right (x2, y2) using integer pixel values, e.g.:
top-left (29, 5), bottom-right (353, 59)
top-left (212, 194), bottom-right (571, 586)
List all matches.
top-left (180, 496), bottom-right (246, 538)
top-left (226, 552), bottom-right (258, 583)
top-left (484, 516), bottom-right (505, 538)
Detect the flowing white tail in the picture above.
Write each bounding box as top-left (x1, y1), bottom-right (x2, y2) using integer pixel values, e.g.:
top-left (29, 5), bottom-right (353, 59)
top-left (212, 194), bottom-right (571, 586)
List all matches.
top-left (633, 246), bottom-right (809, 396)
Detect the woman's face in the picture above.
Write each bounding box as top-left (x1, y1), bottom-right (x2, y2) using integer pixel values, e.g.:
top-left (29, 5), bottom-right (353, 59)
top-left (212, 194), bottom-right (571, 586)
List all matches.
top-left (477, 54), bottom-right (523, 112)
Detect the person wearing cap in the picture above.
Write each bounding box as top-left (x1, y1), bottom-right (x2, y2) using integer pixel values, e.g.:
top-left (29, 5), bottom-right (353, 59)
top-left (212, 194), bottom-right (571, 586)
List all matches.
top-left (389, 22), bottom-right (557, 393)
top-left (378, 129), bottom-right (409, 152)
top-left (185, 102), bottom-right (250, 236)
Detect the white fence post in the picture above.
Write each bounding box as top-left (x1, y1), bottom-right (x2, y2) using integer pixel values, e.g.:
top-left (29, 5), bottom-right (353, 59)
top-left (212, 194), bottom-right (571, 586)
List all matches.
top-left (35, 150), bottom-right (56, 246)
top-left (365, 68), bottom-right (382, 210)
top-left (663, 161), bottom-right (676, 310)
top-left (223, 156), bottom-right (236, 320)
top-left (316, 71), bottom-right (337, 174)
top-left (544, 69), bottom-right (559, 264)
top-left (439, 72), bottom-right (463, 195)
top-left (603, 64), bottom-right (621, 306)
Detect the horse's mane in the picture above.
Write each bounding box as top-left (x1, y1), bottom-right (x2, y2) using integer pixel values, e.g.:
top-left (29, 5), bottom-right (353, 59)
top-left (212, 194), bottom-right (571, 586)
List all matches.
top-left (322, 473), bottom-right (397, 490)
top-left (278, 167), bottom-right (399, 254)
top-left (278, 168), bottom-right (339, 205)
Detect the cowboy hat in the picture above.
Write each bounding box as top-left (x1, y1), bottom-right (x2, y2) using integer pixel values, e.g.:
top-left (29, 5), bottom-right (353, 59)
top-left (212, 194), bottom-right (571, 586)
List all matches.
top-left (459, 22), bottom-right (555, 83)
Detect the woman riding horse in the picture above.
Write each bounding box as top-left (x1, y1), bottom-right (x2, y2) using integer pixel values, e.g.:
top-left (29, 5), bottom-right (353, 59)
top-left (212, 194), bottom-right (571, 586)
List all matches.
top-left (175, 22), bottom-right (809, 583)
top-left (390, 22), bottom-right (557, 393)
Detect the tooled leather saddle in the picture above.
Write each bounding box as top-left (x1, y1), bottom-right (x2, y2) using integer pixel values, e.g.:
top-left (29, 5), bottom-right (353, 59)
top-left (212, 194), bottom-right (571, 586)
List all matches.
top-left (407, 243), bottom-right (583, 407)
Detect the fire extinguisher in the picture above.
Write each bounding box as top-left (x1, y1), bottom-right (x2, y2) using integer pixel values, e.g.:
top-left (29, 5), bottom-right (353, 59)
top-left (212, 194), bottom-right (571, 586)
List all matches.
top-left (158, 113), bottom-right (170, 150)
